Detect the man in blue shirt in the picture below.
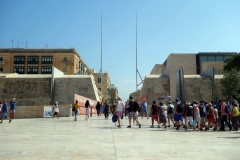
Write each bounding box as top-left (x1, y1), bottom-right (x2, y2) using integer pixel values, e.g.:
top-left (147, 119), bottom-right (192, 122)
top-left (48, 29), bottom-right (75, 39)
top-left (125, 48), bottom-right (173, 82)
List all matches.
top-left (141, 99), bottom-right (149, 119)
top-left (0, 99), bottom-right (12, 123)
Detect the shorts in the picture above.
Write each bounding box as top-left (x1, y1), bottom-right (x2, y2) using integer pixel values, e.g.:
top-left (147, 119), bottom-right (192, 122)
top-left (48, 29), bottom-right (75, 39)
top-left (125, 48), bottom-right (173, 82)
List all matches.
top-left (1, 112), bottom-right (8, 119)
top-left (10, 110), bottom-right (16, 114)
top-left (142, 109), bottom-right (147, 115)
top-left (152, 114), bottom-right (158, 121)
top-left (195, 116), bottom-right (201, 123)
top-left (128, 112), bottom-right (137, 120)
top-left (186, 116), bottom-right (193, 126)
top-left (117, 111), bottom-right (123, 119)
top-left (174, 113), bottom-right (183, 121)
top-left (53, 112), bottom-right (59, 116)
top-left (207, 113), bottom-right (215, 121)
top-left (201, 117), bottom-right (206, 124)
top-left (167, 113), bottom-right (174, 120)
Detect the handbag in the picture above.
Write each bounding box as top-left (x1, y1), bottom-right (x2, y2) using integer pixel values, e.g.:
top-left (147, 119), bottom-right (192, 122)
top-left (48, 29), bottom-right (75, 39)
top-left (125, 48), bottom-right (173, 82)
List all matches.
top-left (72, 105), bottom-right (75, 111)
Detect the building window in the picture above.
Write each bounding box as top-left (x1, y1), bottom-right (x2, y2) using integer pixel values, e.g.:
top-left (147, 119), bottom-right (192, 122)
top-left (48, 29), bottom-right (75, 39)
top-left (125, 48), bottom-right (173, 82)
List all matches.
top-left (63, 57), bottom-right (68, 62)
top-left (97, 78), bottom-right (101, 83)
top-left (13, 66), bottom-right (24, 74)
top-left (0, 68), bottom-right (3, 72)
top-left (42, 56), bottom-right (52, 64)
top-left (27, 66), bottom-right (38, 74)
top-left (41, 66), bottom-right (52, 74)
top-left (28, 56), bottom-right (39, 64)
top-left (216, 55), bottom-right (224, 62)
top-left (14, 56), bottom-right (25, 64)
top-left (199, 56), bottom-right (207, 63)
top-left (208, 56), bottom-right (215, 62)
top-left (63, 68), bottom-right (67, 72)
top-left (98, 88), bottom-right (101, 91)
top-left (0, 57), bottom-right (3, 61)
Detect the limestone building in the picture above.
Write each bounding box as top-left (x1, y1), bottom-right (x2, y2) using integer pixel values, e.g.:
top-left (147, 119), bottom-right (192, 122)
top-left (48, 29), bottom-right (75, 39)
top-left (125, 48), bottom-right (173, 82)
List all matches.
top-left (92, 72), bottom-right (111, 102)
top-left (0, 48), bottom-right (92, 75)
top-left (0, 67), bottom-right (101, 119)
top-left (136, 52), bottom-right (237, 105)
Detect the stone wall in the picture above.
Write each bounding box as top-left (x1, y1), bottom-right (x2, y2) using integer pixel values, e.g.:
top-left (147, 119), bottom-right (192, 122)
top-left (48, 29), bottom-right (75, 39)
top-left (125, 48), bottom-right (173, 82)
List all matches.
top-left (0, 77), bottom-right (51, 106)
top-left (5, 105), bottom-right (72, 119)
top-left (54, 76), bottom-right (99, 106)
top-left (184, 76), bottom-right (212, 102)
top-left (166, 54), bottom-right (197, 101)
top-left (140, 75), bottom-right (169, 105)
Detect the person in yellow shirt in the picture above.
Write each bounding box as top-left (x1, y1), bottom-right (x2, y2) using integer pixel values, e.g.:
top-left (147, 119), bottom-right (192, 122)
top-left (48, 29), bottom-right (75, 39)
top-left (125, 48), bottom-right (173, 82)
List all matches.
top-left (231, 103), bottom-right (239, 131)
top-left (73, 100), bottom-right (80, 121)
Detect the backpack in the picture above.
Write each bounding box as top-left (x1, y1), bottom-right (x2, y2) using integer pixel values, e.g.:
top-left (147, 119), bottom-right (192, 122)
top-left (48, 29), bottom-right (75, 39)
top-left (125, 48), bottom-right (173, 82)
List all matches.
top-left (199, 104), bottom-right (206, 117)
top-left (176, 103), bottom-right (183, 113)
top-left (112, 114), bottom-right (118, 123)
top-left (168, 104), bottom-right (174, 114)
top-left (225, 105), bottom-right (231, 114)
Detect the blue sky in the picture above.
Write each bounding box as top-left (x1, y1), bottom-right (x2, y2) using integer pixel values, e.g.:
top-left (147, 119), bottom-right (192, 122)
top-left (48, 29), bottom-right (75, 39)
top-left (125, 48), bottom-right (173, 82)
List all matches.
top-left (1, 0), bottom-right (240, 102)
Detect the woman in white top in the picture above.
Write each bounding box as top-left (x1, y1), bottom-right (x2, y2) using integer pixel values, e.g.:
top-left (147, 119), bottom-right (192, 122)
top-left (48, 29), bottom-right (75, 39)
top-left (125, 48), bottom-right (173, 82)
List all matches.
top-left (117, 98), bottom-right (124, 127)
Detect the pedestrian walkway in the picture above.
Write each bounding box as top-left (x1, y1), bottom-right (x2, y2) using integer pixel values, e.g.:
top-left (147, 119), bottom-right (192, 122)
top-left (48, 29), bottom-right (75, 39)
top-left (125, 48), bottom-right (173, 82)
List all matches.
top-left (0, 115), bottom-right (239, 160)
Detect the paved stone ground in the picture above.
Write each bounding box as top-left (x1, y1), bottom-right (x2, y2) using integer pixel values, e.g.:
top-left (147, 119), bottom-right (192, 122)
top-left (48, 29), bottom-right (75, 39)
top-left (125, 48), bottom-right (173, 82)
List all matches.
top-left (0, 114), bottom-right (239, 160)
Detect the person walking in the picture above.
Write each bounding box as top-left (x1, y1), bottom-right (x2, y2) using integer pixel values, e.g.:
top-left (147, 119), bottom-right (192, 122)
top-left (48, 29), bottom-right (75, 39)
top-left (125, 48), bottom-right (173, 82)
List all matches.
top-left (141, 99), bottom-right (148, 119)
top-left (52, 101), bottom-right (59, 119)
top-left (193, 104), bottom-right (201, 131)
top-left (231, 102), bottom-right (239, 131)
top-left (0, 99), bottom-right (11, 123)
top-left (127, 96), bottom-right (141, 128)
top-left (185, 102), bottom-right (193, 130)
top-left (73, 100), bottom-right (80, 121)
top-left (104, 100), bottom-right (110, 119)
top-left (220, 100), bottom-right (232, 131)
top-left (150, 100), bottom-right (160, 128)
top-left (174, 98), bottom-right (183, 130)
top-left (85, 100), bottom-right (90, 121)
top-left (10, 95), bottom-right (16, 119)
top-left (116, 97), bottom-right (124, 127)
top-left (167, 101), bottom-right (174, 127)
top-left (96, 101), bottom-right (101, 116)
top-left (159, 102), bottom-right (167, 128)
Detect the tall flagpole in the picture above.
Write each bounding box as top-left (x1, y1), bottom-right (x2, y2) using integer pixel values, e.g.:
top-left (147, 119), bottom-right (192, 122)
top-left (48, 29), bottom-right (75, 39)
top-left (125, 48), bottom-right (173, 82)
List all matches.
top-left (101, 13), bottom-right (103, 100)
top-left (136, 12), bottom-right (138, 91)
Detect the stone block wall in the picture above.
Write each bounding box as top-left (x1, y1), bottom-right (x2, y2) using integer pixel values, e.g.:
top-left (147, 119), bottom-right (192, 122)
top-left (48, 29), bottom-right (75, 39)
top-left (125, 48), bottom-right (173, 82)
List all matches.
top-left (184, 77), bottom-right (212, 102)
top-left (0, 78), bottom-right (51, 106)
top-left (54, 76), bottom-right (99, 106)
top-left (140, 76), bottom-right (169, 105)
top-left (166, 54), bottom-right (197, 101)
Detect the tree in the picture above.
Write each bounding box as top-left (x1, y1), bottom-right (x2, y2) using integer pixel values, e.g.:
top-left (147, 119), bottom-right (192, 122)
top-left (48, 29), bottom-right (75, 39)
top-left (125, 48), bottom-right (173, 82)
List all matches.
top-left (223, 53), bottom-right (240, 71)
top-left (220, 68), bottom-right (240, 100)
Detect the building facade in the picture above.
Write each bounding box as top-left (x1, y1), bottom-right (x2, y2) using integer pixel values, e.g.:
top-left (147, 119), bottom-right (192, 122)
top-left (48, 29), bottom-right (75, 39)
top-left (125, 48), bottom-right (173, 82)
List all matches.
top-left (135, 52), bottom-right (237, 105)
top-left (0, 48), bottom-right (92, 75)
top-left (92, 72), bottom-right (112, 102)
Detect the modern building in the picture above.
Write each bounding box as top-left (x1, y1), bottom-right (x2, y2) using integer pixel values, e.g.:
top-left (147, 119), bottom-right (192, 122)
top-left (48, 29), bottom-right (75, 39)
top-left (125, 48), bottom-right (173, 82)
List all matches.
top-left (135, 52), bottom-right (237, 105)
top-left (0, 48), bottom-right (92, 75)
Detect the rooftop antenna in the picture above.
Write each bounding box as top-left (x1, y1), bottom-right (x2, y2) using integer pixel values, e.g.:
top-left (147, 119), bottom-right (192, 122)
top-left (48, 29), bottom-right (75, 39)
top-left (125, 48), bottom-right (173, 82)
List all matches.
top-left (26, 41), bottom-right (28, 48)
top-left (18, 39), bottom-right (19, 48)
top-left (12, 39), bottom-right (13, 48)
top-left (46, 44), bottom-right (48, 48)
top-left (22, 42), bottom-right (23, 48)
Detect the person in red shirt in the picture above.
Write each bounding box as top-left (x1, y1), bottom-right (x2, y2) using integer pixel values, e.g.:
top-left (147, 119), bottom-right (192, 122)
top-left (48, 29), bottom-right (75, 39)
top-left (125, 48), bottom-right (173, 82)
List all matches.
top-left (150, 100), bottom-right (160, 128)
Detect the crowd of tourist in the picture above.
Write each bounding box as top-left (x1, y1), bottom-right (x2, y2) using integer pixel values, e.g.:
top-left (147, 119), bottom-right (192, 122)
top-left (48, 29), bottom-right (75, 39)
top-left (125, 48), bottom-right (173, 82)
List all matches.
top-left (2, 94), bottom-right (239, 132)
